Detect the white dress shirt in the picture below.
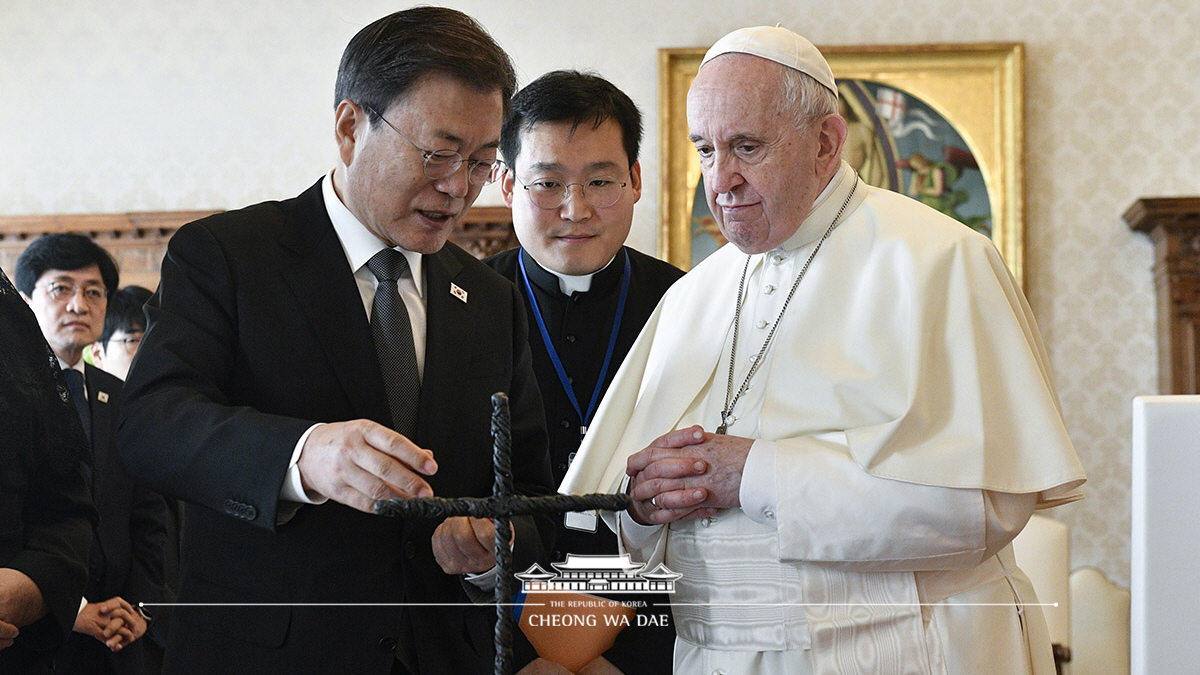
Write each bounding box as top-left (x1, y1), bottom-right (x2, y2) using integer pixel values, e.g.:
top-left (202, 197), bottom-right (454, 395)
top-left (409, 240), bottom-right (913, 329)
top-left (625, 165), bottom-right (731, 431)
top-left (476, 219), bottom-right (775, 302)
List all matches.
top-left (279, 172), bottom-right (427, 505)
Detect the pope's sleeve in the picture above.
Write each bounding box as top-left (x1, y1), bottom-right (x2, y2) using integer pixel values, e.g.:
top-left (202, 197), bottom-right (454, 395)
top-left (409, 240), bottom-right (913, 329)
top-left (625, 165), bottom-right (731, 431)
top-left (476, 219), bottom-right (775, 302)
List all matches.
top-left (743, 223), bottom-right (1071, 569)
top-left (751, 435), bottom-right (1036, 570)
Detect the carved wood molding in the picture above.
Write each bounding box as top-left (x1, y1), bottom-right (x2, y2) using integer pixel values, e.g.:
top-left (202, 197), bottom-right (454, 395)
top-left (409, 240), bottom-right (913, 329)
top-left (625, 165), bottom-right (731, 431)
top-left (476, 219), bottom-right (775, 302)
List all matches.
top-left (0, 205), bottom-right (515, 290)
top-left (0, 211), bottom-right (216, 290)
top-left (1125, 197), bottom-right (1200, 393)
top-left (446, 206), bottom-right (519, 259)
top-left (0, 211), bottom-right (219, 240)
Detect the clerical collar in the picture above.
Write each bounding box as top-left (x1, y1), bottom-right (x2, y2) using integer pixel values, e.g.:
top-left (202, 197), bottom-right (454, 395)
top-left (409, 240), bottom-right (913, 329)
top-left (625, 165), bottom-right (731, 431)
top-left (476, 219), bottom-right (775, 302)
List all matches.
top-left (555, 271), bottom-right (594, 295)
top-left (518, 248), bottom-right (625, 297)
top-left (517, 250), bottom-right (633, 441)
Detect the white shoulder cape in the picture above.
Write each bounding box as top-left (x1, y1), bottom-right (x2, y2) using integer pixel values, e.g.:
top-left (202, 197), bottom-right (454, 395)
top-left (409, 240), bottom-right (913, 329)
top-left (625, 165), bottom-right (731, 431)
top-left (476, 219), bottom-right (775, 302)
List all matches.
top-left (561, 165), bottom-right (1085, 507)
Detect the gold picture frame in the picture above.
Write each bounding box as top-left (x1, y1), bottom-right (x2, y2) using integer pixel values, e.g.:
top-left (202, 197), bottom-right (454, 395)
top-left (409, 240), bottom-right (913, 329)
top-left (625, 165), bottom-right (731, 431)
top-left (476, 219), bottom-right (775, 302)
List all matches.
top-left (659, 43), bottom-right (1025, 286)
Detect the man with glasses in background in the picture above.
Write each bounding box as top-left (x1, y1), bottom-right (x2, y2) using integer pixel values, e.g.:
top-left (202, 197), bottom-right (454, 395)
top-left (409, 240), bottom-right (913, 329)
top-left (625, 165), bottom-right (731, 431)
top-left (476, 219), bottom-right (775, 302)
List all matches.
top-left (90, 285), bottom-right (152, 382)
top-left (15, 233), bottom-right (167, 675)
top-left (485, 70), bottom-right (682, 675)
top-left (116, 8), bottom-right (554, 675)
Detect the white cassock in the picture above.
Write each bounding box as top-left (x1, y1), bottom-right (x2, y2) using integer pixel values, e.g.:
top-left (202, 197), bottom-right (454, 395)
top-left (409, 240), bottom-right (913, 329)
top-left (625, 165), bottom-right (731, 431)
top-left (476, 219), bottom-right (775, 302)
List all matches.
top-left (560, 162), bottom-right (1086, 675)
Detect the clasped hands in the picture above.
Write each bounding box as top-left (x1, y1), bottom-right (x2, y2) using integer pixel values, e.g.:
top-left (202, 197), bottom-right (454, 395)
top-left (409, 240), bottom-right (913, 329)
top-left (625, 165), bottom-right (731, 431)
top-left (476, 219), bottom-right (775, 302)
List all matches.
top-left (297, 419), bottom-right (502, 575)
top-left (1, 577), bottom-right (146, 654)
top-left (625, 425), bottom-right (751, 525)
top-left (75, 597), bottom-right (147, 652)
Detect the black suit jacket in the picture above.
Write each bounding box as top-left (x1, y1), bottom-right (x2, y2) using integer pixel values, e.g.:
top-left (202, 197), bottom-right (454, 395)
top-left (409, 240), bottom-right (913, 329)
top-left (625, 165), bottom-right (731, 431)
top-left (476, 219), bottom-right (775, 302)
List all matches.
top-left (0, 454), bottom-right (93, 675)
top-left (117, 180), bottom-right (554, 675)
top-left (484, 246), bottom-right (683, 675)
top-left (0, 447), bottom-right (93, 675)
top-left (0, 357), bottom-right (94, 672)
top-left (0, 290), bottom-right (95, 675)
top-left (55, 365), bottom-right (167, 675)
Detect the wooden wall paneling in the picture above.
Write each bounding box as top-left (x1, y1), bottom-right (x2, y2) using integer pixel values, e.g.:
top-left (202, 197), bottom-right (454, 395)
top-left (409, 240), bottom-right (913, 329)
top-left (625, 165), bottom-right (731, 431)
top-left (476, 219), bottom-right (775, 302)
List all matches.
top-left (0, 206), bottom-right (515, 291)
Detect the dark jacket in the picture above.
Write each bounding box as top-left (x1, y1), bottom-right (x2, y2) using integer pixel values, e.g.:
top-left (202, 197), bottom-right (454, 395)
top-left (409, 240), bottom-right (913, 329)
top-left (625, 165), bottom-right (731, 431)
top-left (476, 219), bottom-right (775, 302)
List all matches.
top-left (0, 270), bottom-right (95, 675)
top-left (117, 181), bottom-right (555, 675)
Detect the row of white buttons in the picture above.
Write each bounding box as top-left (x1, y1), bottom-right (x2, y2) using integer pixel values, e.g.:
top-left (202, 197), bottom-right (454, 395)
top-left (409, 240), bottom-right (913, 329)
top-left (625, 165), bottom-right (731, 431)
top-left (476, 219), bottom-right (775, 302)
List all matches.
top-left (700, 509), bottom-right (775, 527)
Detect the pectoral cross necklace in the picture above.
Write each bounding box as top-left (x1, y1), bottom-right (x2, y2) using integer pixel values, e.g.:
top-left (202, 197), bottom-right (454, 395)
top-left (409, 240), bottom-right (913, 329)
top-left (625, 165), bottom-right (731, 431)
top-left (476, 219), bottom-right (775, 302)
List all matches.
top-left (717, 178), bottom-right (859, 435)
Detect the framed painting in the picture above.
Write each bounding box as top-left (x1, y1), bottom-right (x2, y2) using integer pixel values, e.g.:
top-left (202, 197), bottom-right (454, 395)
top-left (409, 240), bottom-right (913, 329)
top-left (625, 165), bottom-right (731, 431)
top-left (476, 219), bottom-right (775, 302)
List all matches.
top-left (658, 43), bottom-right (1025, 286)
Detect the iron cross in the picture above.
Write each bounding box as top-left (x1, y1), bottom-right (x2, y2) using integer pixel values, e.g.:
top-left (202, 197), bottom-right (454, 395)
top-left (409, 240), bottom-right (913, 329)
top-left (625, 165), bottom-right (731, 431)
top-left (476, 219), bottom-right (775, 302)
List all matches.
top-left (375, 392), bottom-right (631, 675)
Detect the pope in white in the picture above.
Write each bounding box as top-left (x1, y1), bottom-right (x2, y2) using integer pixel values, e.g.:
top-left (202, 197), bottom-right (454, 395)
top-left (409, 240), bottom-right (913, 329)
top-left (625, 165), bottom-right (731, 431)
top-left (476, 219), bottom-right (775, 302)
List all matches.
top-left (560, 26), bottom-right (1086, 675)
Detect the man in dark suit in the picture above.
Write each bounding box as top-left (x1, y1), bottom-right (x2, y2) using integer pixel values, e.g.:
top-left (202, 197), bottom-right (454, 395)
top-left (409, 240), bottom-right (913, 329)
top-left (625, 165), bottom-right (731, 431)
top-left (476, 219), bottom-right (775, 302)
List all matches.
top-left (485, 71), bottom-right (684, 675)
top-left (116, 8), bottom-right (554, 675)
top-left (0, 267), bottom-right (96, 675)
top-left (15, 234), bottom-right (168, 675)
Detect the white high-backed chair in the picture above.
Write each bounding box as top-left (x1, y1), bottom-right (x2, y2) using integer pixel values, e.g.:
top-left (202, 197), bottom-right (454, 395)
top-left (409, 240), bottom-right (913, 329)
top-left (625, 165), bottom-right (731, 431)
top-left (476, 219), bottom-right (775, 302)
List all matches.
top-left (1012, 514), bottom-right (1071, 672)
top-left (1009, 513), bottom-right (1134, 675)
top-left (1069, 567), bottom-right (1130, 675)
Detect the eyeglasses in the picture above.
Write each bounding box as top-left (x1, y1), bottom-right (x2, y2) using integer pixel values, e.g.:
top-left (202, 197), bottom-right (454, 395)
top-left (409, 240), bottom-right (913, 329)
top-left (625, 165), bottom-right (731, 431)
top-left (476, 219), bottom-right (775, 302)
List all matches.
top-left (364, 104), bottom-right (505, 185)
top-left (41, 281), bottom-right (107, 304)
top-left (107, 335), bottom-right (143, 347)
top-left (512, 174), bottom-right (628, 210)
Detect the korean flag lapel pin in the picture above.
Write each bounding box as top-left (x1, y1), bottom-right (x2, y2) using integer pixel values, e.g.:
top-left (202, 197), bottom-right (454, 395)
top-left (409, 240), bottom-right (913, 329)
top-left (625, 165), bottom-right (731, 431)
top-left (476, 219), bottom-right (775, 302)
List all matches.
top-left (97, 391), bottom-right (110, 404)
top-left (450, 282), bottom-right (468, 304)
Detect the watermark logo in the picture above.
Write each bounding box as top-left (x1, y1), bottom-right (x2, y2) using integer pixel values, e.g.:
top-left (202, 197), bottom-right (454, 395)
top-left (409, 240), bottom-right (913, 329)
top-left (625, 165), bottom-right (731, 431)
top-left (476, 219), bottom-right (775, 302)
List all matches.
top-left (515, 553), bottom-right (680, 594)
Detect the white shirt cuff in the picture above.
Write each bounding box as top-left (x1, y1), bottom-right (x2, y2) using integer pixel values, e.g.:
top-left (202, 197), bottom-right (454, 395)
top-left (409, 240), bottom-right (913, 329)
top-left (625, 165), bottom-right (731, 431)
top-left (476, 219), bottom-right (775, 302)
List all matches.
top-left (465, 566), bottom-right (498, 591)
top-left (739, 439), bottom-right (779, 526)
top-left (279, 423), bottom-right (329, 505)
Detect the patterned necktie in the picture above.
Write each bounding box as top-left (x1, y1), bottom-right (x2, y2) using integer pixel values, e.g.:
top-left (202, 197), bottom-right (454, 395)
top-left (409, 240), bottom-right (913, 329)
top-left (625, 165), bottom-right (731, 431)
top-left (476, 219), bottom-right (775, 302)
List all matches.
top-left (366, 249), bottom-right (421, 438)
top-left (62, 368), bottom-right (92, 444)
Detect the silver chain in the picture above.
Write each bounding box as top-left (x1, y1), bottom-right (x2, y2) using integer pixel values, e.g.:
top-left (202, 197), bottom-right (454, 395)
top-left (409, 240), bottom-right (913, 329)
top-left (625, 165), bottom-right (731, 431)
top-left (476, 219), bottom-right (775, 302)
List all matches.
top-left (718, 177), bottom-right (859, 434)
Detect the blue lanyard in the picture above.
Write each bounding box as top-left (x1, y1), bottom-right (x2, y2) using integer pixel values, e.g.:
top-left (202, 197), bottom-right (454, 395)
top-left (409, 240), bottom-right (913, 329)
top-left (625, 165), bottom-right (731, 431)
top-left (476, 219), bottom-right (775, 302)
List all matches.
top-left (518, 252), bottom-right (631, 438)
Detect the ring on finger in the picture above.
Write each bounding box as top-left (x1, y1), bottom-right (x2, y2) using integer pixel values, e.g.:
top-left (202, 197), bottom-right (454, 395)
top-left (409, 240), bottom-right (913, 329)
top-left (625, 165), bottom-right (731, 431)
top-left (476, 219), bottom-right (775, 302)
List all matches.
top-left (651, 495), bottom-right (660, 509)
